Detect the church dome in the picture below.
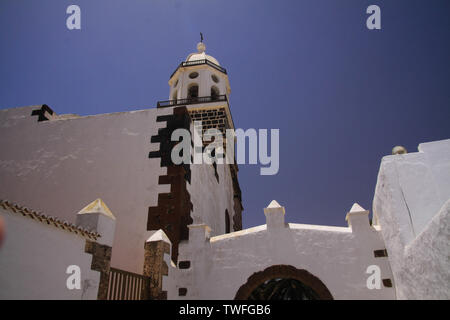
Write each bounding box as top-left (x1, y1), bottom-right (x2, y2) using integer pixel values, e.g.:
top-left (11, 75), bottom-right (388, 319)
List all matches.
top-left (185, 42), bottom-right (220, 66)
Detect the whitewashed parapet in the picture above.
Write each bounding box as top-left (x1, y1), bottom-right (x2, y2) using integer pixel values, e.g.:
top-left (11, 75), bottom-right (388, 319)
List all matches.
top-left (188, 223), bottom-right (212, 244)
top-left (345, 203), bottom-right (371, 233)
top-left (165, 200), bottom-right (395, 299)
top-left (144, 229), bottom-right (172, 300)
top-left (76, 198), bottom-right (116, 247)
top-left (75, 198), bottom-right (117, 300)
top-left (264, 200), bottom-right (286, 230)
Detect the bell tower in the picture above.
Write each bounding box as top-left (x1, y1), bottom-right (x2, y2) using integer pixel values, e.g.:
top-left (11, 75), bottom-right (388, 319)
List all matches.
top-left (158, 41), bottom-right (235, 143)
top-left (150, 40), bottom-right (243, 263)
top-left (163, 40), bottom-right (242, 231)
top-left (162, 40), bottom-right (242, 230)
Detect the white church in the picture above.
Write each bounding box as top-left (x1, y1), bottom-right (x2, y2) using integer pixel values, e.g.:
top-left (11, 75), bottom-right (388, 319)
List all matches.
top-left (0, 42), bottom-right (448, 300)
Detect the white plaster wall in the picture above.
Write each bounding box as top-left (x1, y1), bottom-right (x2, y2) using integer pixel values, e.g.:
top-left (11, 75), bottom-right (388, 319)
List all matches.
top-left (0, 208), bottom-right (100, 299)
top-left (0, 105), bottom-right (238, 274)
top-left (400, 200), bottom-right (450, 299)
top-left (167, 213), bottom-right (395, 300)
top-left (189, 163), bottom-right (235, 236)
top-left (0, 106), bottom-right (170, 274)
top-left (373, 139), bottom-right (450, 299)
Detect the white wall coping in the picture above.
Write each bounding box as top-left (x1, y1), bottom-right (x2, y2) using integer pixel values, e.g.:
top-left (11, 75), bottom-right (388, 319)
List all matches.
top-left (209, 221), bottom-right (352, 244)
top-left (147, 229), bottom-right (171, 244)
top-left (210, 225), bottom-right (267, 242)
top-left (288, 223), bottom-right (351, 233)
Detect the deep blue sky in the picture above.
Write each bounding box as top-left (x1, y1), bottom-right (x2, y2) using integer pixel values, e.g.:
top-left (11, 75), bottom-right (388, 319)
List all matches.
top-left (1, 1), bottom-right (449, 228)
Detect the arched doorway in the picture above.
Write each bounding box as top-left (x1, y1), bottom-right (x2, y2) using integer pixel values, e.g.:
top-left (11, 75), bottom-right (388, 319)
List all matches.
top-left (234, 265), bottom-right (333, 300)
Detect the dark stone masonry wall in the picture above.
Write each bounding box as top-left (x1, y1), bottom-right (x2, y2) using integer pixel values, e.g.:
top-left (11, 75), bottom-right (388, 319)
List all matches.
top-left (84, 240), bottom-right (112, 300)
top-left (148, 107), bottom-right (193, 263)
top-left (143, 240), bottom-right (170, 300)
top-left (189, 107), bottom-right (230, 140)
